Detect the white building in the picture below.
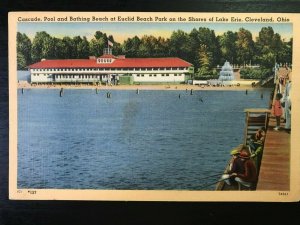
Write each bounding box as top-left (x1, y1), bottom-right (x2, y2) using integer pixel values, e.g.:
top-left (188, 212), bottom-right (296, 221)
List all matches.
top-left (29, 49), bottom-right (193, 84)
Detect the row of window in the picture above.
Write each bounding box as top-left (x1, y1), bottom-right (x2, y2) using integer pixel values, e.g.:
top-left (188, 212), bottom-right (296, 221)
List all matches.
top-left (56, 75), bottom-right (102, 79)
top-left (32, 73), bottom-right (184, 78)
top-left (32, 67), bottom-right (188, 72)
top-left (32, 74), bottom-right (107, 79)
top-left (135, 74), bottom-right (183, 77)
top-left (97, 58), bottom-right (114, 63)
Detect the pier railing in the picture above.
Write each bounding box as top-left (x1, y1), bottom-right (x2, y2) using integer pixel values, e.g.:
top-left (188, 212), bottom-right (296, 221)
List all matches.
top-left (243, 108), bottom-right (270, 146)
top-left (215, 108), bottom-right (270, 191)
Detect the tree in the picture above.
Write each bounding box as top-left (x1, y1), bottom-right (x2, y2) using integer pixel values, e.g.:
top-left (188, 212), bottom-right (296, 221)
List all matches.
top-left (235, 28), bottom-right (255, 66)
top-left (137, 35), bottom-right (169, 57)
top-left (77, 36), bottom-right (90, 58)
top-left (218, 31), bottom-right (237, 65)
top-left (122, 36), bottom-right (142, 57)
top-left (17, 32), bottom-right (32, 69)
top-left (89, 31), bottom-right (109, 56)
top-left (187, 27), bottom-right (220, 69)
top-left (61, 36), bottom-right (76, 58)
top-left (169, 30), bottom-right (192, 61)
top-left (31, 31), bottom-right (56, 63)
top-left (138, 35), bottom-right (156, 57)
top-left (17, 53), bottom-right (27, 70)
top-left (52, 37), bottom-right (64, 59)
top-left (198, 44), bottom-right (213, 70)
top-left (255, 27), bottom-right (284, 67)
top-left (277, 38), bottom-right (292, 64)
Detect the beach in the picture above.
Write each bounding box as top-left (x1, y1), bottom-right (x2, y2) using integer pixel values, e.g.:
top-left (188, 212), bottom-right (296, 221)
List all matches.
top-left (17, 81), bottom-right (268, 91)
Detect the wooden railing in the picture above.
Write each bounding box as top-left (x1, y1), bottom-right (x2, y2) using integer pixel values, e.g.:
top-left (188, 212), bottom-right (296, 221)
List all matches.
top-left (215, 109), bottom-right (270, 191)
top-left (243, 109), bottom-right (270, 146)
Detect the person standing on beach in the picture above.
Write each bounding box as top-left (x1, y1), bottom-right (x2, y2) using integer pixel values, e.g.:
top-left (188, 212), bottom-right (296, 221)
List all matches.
top-left (272, 93), bottom-right (283, 131)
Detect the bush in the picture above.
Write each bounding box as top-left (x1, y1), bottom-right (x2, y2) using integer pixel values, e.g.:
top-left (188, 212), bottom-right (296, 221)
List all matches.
top-left (194, 68), bottom-right (219, 80)
top-left (240, 68), bottom-right (272, 80)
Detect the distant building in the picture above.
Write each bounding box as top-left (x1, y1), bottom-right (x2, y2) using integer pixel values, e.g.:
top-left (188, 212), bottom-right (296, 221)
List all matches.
top-left (28, 48), bottom-right (193, 84)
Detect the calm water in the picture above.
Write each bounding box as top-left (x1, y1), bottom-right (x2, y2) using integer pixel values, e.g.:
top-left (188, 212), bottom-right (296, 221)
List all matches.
top-left (18, 88), bottom-right (270, 190)
top-left (18, 70), bottom-right (30, 82)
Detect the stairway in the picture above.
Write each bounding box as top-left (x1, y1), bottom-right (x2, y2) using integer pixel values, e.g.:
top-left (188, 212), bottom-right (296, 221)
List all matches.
top-left (244, 109), bottom-right (270, 146)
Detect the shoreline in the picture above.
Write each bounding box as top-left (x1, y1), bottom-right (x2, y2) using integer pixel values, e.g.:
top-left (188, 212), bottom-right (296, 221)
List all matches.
top-left (17, 82), bottom-right (271, 91)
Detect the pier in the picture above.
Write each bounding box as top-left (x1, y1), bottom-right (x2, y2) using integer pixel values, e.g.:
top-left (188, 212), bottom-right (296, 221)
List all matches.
top-left (216, 66), bottom-right (292, 191)
top-left (257, 66), bottom-right (291, 190)
top-left (256, 117), bottom-right (290, 190)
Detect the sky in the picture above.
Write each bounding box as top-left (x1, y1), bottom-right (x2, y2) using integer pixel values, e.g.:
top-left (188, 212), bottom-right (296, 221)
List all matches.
top-left (18, 22), bottom-right (293, 43)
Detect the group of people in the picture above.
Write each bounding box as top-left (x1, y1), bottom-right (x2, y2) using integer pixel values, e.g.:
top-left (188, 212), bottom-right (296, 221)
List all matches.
top-left (221, 127), bottom-right (266, 190)
top-left (272, 70), bottom-right (292, 132)
top-left (221, 146), bottom-right (257, 190)
top-left (219, 67), bottom-right (292, 190)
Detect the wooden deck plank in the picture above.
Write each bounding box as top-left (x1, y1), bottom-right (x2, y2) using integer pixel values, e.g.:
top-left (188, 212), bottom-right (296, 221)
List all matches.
top-left (256, 117), bottom-right (290, 191)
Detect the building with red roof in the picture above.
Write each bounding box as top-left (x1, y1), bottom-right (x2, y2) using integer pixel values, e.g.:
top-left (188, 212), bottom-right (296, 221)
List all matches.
top-left (29, 48), bottom-right (193, 84)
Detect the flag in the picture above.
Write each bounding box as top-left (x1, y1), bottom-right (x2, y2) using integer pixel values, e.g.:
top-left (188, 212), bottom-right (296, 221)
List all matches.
top-left (108, 40), bottom-right (114, 47)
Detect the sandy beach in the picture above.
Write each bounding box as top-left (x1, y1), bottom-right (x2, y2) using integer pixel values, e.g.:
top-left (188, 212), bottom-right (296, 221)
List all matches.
top-left (17, 81), bottom-right (269, 91)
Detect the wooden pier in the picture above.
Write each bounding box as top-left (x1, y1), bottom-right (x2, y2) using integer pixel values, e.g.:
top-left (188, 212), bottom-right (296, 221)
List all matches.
top-left (256, 117), bottom-right (290, 190)
top-left (256, 66), bottom-right (291, 190)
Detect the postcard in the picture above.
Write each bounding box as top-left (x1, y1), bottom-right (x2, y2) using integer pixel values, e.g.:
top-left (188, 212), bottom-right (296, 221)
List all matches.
top-left (9, 12), bottom-right (300, 201)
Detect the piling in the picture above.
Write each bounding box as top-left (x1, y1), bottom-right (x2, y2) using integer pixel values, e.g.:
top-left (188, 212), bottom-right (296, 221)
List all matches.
top-left (136, 89), bottom-right (139, 94)
top-left (190, 89), bottom-right (193, 95)
top-left (59, 88), bottom-right (63, 97)
top-left (22, 88), bottom-right (24, 94)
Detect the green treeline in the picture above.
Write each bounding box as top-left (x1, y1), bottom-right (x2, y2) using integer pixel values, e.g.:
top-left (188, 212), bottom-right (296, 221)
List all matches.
top-left (17, 26), bottom-right (292, 79)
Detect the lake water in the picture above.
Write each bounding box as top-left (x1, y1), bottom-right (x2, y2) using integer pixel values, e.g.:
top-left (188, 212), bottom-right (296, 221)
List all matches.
top-left (17, 88), bottom-right (271, 190)
top-left (18, 70), bottom-right (30, 82)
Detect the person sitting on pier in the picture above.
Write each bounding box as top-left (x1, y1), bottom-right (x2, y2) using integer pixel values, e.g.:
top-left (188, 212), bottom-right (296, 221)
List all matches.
top-left (249, 127), bottom-right (265, 152)
top-left (222, 149), bottom-right (244, 186)
top-left (231, 149), bottom-right (257, 190)
top-left (249, 127), bottom-right (266, 172)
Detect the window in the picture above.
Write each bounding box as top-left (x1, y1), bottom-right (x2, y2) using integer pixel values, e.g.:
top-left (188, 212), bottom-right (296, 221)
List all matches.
top-left (141, 74), bottom-right (144, 77)
top-left (137, 75), bottom-right (140, 77)
top-left (154, 74), bottom-right (157, 77)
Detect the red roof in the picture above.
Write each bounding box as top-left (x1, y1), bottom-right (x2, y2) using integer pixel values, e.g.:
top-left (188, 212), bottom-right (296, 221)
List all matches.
top-left (29, 57), bottom-right (192, 69)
